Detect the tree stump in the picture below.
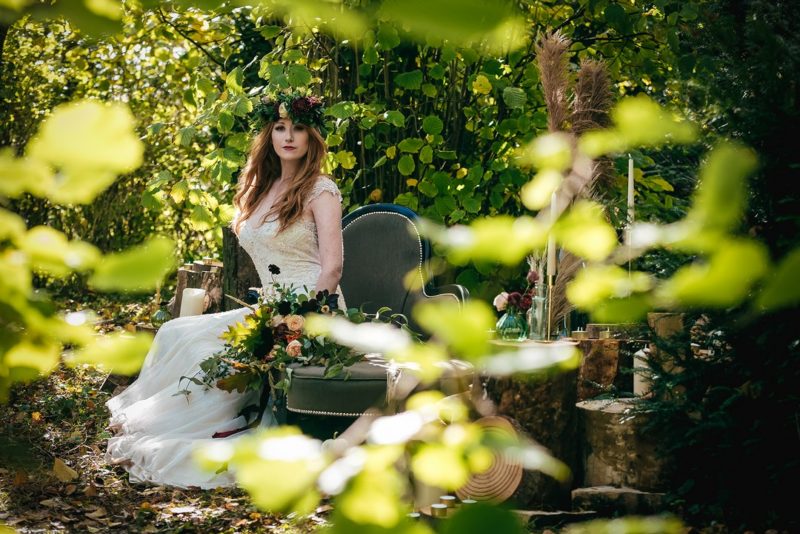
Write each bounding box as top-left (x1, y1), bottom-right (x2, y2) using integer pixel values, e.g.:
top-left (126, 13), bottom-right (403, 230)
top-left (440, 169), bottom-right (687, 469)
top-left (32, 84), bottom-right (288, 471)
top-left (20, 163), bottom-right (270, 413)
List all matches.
top-left (222, 226), bottom-right (260, 311)
top-left (484, 369), bottom-right (579, 509)
top-left (577, 399), bottom-right (672, 492)
top-left (169, 262), bottom-right (224, 317)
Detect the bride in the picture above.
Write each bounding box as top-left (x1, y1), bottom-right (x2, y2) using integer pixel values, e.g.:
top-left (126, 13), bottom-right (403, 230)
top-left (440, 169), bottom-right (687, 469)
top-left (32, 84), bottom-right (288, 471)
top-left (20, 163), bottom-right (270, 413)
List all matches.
top-left (106, 92), bottom-right (345, 488)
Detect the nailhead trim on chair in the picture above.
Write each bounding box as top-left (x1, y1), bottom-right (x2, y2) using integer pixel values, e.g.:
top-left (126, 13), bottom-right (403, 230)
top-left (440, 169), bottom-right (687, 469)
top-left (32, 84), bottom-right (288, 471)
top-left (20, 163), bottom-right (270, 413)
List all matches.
top-left (343, 211), bottom-right (460, 305)
top-left (286, 405), bottom-right (367, 417)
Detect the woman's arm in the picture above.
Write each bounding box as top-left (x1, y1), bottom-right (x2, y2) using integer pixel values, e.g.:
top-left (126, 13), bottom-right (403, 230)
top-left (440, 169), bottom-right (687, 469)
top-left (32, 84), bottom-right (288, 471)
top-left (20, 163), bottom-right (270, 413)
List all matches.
top-left (309, 190), bottom-right (343, 294)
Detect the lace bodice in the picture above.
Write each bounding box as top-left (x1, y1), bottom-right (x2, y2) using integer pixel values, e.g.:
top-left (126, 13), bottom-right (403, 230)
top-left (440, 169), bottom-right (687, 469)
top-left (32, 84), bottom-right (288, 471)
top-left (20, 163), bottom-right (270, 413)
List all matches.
top-left (237, 176), bottom-right (343, 300)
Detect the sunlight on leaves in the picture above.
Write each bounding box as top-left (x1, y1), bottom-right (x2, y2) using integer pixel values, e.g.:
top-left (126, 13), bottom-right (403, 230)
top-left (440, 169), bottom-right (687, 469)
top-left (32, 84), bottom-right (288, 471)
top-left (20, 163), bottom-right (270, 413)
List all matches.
top-left (0, 149), bottom-right (54, 198)
top-left (338, 466), bottom-right (407, 527)
top-left (422, 216), bottom-right (548, 266)
top-left (413, 300), bottom-right (494, 360)
top-left (567, 265), bottom-right (654, 310)
top-left (554, 201), bottom-right (618, 261)
top-left (566, 515), bottom-right (684, 534)
top-left (19, 226), bottom-right (101, 276)
top-left (66, 332), bottom-right (153, 374)
top-left (517, 132), bottom-right (572, 172)
top-left (683, 142), bottom-right (758, 234)
top-left (479, 341), bottom-right (580, 376)
top-left (657, 238), bottom-right (769, 308)
top-left (265, 0), bottom-right (368, 41)
top-left (444, 502), bottom-right (524, 534)
top-left (520, 170), bottom-right (562, 211)
top-left (411, 443), bottom-right (470, 489)
top-left (3, 340), bottom-right (60, 377)
top-left (27, 100), bottom-right (144, 204)
top-left (88, 236), bottom-right (176, 292)
top-left (579, 95), bottom-right (697, 156)
top-left (304, 314), bottom-right (413, 353)
top-left (755, 247), bottom-right (800, 312)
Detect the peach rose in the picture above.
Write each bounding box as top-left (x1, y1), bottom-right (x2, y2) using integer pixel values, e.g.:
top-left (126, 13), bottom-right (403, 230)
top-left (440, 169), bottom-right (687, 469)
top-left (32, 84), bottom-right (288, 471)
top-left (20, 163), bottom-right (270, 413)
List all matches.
top-left (285, 314), bottom-right (305, 331)
top-left (271, 314), bottom-right (285, 327)
top-left (286, 339), bottom-right (302, 357)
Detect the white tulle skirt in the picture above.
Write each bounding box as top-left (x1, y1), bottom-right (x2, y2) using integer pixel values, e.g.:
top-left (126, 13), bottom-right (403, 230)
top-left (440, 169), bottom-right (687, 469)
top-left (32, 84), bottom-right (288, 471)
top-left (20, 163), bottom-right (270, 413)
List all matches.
top-left (106, 306), bottom-right (277, 489)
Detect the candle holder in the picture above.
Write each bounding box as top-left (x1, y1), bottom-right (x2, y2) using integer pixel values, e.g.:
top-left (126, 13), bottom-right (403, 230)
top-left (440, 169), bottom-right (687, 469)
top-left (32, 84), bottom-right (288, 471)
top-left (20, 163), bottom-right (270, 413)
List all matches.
top-left (546, 274), bottom-right (555, 340)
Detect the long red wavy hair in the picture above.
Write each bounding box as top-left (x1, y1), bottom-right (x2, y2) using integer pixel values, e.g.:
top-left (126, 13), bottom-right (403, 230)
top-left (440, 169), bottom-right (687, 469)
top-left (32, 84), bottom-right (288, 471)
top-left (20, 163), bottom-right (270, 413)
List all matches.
top-left (232, 122), bottom-right (327, 235)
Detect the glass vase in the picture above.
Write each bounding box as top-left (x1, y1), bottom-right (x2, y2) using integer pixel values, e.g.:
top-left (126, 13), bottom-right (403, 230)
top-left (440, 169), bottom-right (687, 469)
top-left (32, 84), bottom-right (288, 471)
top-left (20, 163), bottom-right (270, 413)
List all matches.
top-left (526, 285), bottom-right (548, 341)
top-left (496, 310), bottom-right (528, 341)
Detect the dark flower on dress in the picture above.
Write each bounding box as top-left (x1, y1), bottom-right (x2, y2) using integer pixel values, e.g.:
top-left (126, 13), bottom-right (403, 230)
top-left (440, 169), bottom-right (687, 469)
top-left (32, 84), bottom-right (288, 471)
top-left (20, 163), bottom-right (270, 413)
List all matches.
top-left (253, 325), bottom-right (275, 360)
top-left (268, 264), bottom-right (281, 275)
top-left (297, 298), bottom-right (319, 315)
top-left (274, 323), bottom-right (289, 343)
top-left (315, 290), bottom-right (339, 311)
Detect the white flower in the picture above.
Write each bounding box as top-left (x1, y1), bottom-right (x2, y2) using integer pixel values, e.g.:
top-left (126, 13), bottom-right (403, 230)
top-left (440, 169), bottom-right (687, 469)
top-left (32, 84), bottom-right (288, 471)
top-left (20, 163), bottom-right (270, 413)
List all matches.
top-left (278, 102), bottom-right (289, 118)
top-left (493, 291), bottom-right (509, 311)
top-left (271, 314), bottom-right (284, 327)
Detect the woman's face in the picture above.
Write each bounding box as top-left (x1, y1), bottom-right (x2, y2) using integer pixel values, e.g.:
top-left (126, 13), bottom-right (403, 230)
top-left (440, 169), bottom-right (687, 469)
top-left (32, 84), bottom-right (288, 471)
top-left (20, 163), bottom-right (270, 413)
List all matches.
top-left (271, 118), bottom-right (310, 163)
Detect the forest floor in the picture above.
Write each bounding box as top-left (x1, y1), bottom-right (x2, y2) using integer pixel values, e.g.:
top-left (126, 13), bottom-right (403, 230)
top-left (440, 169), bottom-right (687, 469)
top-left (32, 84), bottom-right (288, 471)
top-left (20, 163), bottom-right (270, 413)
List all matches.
top-left (0, 294), bottom-right (325, 533)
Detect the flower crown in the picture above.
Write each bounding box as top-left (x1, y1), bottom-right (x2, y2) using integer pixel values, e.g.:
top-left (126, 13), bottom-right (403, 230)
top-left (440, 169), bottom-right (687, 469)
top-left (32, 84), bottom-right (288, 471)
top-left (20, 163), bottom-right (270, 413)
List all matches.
top-left (252, 92), bottom-right (326, 133)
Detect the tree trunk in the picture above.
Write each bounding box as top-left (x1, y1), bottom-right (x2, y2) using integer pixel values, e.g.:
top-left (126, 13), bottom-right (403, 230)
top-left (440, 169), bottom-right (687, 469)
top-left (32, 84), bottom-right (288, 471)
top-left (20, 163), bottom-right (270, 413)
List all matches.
top-left (221, 226), bottom-right (259, 311)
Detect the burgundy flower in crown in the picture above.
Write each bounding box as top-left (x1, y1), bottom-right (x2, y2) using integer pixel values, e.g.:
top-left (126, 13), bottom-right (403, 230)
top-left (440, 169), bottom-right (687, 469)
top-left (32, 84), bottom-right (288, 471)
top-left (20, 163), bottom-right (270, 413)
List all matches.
top-left (252, 91), bottom-right (327, 134)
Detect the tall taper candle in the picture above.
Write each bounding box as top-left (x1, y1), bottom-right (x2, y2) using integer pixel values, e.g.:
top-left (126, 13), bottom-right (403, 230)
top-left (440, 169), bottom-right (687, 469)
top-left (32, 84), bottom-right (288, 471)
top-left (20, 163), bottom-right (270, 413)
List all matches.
top-left (547, 191), bottom-right (556, 278)
top-left (627, 155), bottom-right (635, 228)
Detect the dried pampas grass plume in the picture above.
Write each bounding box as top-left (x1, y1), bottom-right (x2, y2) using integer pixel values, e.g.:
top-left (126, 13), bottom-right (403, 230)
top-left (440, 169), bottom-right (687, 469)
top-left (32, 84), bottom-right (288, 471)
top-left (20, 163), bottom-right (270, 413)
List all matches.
top-left (535, 31), bottom-right (571, 133)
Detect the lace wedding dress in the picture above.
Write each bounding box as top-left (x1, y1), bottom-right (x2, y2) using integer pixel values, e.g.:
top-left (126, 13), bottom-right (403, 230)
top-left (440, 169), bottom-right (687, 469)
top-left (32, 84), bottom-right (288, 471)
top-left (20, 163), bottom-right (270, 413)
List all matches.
top-left (106, 176), bottom-right (344, 488)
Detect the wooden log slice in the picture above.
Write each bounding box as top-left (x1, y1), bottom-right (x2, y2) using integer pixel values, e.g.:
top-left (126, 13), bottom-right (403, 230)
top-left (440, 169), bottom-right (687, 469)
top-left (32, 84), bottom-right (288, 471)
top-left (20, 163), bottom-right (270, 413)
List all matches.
top-left (456, 416), bottom-right (524, 504)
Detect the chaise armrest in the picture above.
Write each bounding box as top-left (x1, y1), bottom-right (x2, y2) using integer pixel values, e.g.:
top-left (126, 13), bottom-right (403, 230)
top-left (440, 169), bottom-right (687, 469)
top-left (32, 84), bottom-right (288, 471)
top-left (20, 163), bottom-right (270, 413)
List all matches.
top-left (426, 283), bottom-right (469, 305)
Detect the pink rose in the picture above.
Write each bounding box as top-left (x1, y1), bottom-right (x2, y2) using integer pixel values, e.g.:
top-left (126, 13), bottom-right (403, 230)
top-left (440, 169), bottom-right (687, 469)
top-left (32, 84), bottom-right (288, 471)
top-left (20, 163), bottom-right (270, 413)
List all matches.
top-left (286, 339), bottom-right (302, 357)
top-left (285, 314), bottom-right (305, 331)
top-left (493, 291), bottom-right (509, 311)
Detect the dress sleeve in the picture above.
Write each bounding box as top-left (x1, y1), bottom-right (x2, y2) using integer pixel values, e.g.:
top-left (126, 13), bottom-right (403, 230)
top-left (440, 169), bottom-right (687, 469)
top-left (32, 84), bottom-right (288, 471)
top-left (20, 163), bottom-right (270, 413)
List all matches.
top-left (306, 175), bottom-right (342, 205)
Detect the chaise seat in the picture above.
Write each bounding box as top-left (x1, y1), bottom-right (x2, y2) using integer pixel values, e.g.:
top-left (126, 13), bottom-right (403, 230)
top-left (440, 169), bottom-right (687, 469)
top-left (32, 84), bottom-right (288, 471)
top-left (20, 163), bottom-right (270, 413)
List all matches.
top-left (284, 204), bottom-right (472, 435)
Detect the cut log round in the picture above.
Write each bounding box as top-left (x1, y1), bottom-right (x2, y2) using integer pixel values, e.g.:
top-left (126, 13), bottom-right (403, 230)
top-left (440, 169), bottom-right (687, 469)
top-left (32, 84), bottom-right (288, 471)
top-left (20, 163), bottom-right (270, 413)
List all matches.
top-left (455, 415), bottom-right (542, 507)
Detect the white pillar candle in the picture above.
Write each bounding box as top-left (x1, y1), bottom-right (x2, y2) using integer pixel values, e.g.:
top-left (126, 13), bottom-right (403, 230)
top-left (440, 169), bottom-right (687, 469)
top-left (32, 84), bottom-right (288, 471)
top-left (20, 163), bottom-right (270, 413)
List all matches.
top-left (547, 191), bottom-right (557, 279)
top-left (179, 288), bottom-right (206, 317)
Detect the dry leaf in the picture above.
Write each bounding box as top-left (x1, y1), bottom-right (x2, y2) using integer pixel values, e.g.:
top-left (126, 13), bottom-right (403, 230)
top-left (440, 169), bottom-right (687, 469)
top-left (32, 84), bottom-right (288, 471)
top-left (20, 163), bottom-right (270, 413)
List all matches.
top-left (168, 506), bottom-right (196, 514)
top-left (85, 507), bottom-right (107, 519)
top-left (40, 498), bottom-right (62, 508)
top-left (13, 470), bottom-right (28, 487)
top-left (83, 484), bottom-right (98, 497)
top-left (53, 458), bottom-right (78, 482)
top-left (31, 411), bottom-right (43, 422)
top-left (65, 484), bottom-right (77, 496)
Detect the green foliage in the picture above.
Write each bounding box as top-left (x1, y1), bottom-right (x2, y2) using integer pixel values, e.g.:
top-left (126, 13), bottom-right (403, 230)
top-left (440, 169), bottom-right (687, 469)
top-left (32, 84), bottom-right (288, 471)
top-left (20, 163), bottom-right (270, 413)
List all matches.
top-left (0, 99), bottom-right (178, 401)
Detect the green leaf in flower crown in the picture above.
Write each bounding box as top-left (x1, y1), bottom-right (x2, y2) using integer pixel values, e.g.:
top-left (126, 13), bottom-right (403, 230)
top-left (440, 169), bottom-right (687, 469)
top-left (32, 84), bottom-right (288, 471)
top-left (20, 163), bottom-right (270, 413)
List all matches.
top-left (89, 236), bottom-right (177, 292)
top-left (394, 70), bottom-right (423, 90)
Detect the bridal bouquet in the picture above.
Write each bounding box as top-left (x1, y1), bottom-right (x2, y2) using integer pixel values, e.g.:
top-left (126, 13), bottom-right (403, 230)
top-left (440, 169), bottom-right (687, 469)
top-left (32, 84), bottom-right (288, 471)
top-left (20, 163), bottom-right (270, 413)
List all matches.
top-left (176, 264), bottom-right (392, 437)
